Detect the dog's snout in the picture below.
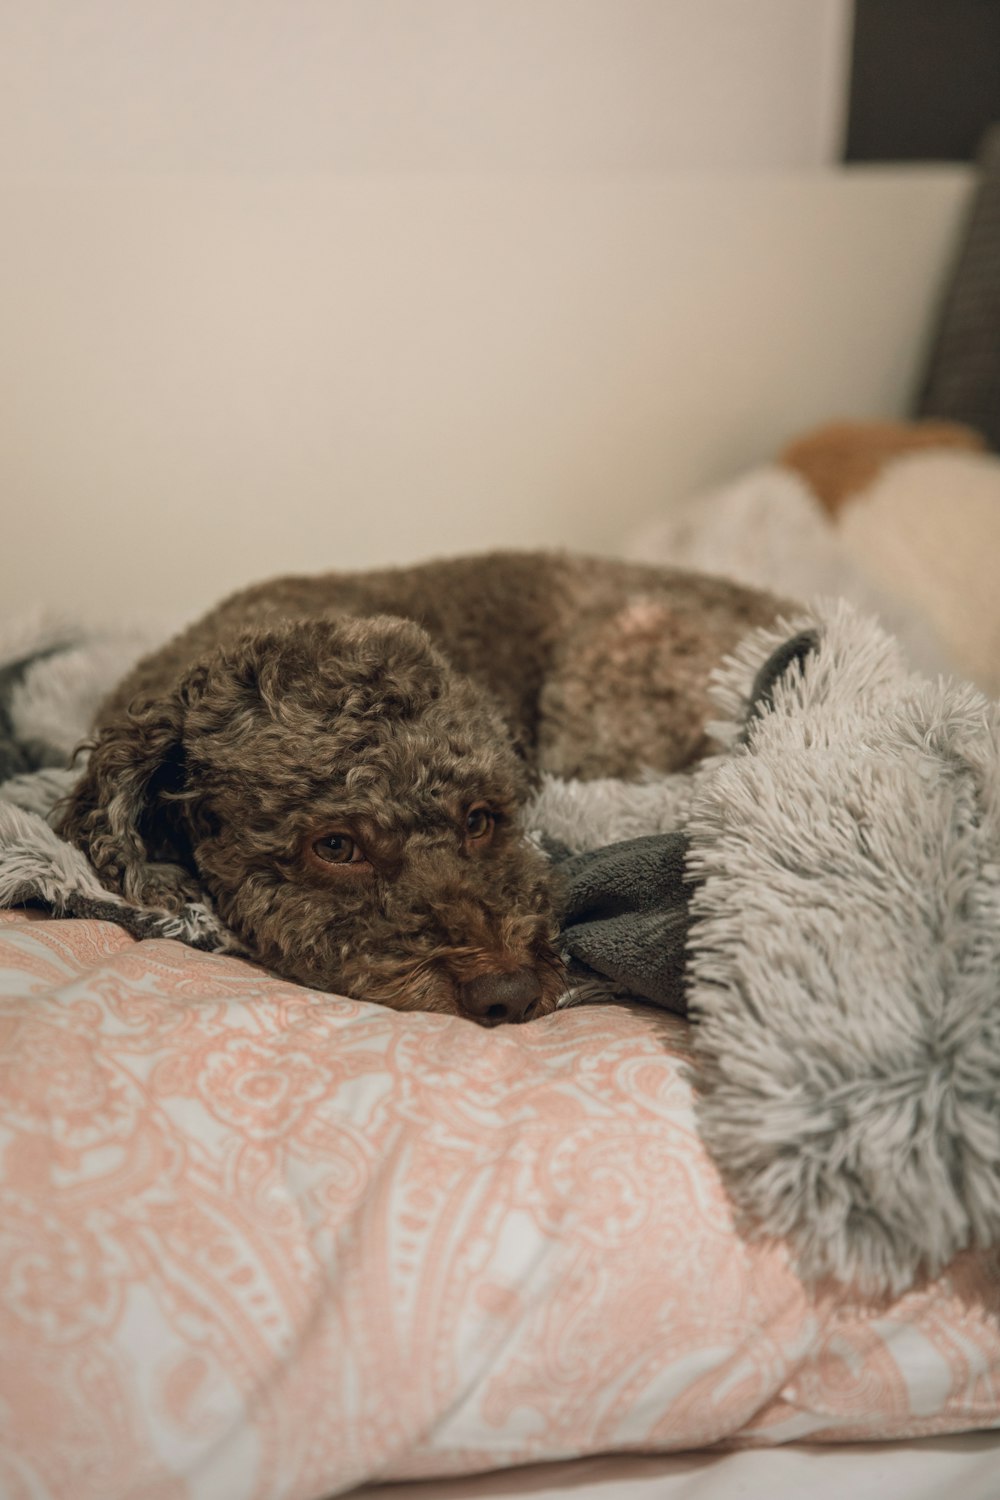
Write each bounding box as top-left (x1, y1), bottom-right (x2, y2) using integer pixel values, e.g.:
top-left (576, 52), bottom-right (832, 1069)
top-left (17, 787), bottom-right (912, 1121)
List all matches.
top-left (459, 967), bottom-right (543, 1026)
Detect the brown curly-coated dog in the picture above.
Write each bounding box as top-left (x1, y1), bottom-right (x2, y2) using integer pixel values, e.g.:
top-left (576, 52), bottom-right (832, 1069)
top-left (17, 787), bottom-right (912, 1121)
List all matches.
top-left (59, 551), bottom-right (782, 1025)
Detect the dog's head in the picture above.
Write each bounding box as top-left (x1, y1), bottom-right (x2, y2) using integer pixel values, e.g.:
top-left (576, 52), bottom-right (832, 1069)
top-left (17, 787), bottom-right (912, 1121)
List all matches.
top-left (60, 616), bottom-right (565, 1025)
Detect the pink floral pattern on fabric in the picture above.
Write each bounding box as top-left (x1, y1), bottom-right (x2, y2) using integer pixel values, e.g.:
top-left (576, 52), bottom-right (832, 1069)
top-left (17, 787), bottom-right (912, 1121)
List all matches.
top-left (0, 909), bottom-right (998, 1499)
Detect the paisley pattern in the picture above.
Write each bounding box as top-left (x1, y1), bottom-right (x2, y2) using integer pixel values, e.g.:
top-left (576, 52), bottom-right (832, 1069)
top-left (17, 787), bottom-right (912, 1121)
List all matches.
top-left (0, 909), bottom-right (998, 1499)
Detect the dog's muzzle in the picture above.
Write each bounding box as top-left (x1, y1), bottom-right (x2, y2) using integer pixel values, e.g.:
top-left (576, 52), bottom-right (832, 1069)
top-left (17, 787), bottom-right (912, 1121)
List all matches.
top-left (457, 968), bottom-right (543, 1026)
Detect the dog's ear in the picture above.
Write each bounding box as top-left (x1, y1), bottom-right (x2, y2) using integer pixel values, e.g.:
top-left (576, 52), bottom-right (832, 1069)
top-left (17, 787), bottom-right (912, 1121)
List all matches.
top-left (57, 668), bottom-right (207, 911)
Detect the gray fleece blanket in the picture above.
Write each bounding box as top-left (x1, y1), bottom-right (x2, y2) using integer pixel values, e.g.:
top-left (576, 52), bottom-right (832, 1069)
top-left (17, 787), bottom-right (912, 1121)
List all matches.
top-left (556, 833), bottom-right (692, 1013)
top-left (3, 605), bottom-right (1000, 1298)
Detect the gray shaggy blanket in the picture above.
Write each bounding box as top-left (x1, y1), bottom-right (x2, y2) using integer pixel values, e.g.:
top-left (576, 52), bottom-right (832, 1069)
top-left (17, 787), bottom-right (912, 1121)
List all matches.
top-left (692, 611), bottom-right (1000, 1296)
top-left (528, 602), bottom-right (1000, 1296)
top-left (2, 604), bottom-right (999, 1296)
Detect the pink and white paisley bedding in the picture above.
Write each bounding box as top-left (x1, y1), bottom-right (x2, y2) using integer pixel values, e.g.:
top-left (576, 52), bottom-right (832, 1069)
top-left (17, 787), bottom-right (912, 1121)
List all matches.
top-left (1, 908), bottom-right (999, 1499)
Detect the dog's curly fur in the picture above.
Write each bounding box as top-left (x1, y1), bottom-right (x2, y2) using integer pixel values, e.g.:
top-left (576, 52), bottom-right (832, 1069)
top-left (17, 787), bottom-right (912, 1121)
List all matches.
top-left (59, 551), bottom-right (783, 1023)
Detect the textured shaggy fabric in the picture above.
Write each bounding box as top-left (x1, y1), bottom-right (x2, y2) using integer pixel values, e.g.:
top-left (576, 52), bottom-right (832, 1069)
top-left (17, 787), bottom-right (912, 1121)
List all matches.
top-left (686, 604), bottom-right (1000, 1293)
top-left (529, 602), bottom-right (1000, 1294)
top-left (0, 610), bottom-right (165, 776)
top-left (0, 793), bottom-right (239, 950)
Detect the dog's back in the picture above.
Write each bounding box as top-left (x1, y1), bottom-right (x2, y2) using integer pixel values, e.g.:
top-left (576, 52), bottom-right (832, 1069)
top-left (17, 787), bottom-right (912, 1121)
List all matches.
top-left (58, 551), bottom-right (787, 1019)
top-left (98, 550), bottom-right (784, 777)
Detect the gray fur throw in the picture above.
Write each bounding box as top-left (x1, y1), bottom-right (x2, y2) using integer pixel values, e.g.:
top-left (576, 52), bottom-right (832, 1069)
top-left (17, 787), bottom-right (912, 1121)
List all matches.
top-left (2, 604), bottom-right (999, 1296)
top-left (529, 602), bottom-right (1000, 1295)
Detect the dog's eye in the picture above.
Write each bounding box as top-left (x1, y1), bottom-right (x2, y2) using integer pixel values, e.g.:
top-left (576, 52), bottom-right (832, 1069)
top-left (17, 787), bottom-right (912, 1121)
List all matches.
top-left (465, 805), bottom-right (495, 841)
top-left (312, 834), bottom-right (365, 865)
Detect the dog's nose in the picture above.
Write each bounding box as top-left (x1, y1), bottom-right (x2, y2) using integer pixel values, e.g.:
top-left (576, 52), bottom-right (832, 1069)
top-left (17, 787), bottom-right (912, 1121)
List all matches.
top-left (459, 968), bottom-right (543, 1026)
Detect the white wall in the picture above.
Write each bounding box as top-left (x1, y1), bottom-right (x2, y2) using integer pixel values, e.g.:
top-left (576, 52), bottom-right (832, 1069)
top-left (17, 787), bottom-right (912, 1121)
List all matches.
top-left (4, 2), bottom-right (972, 627)
top-left (1, 1), bottom-right (851, 174)
top-left (1, 168), bottom-right (971, 622)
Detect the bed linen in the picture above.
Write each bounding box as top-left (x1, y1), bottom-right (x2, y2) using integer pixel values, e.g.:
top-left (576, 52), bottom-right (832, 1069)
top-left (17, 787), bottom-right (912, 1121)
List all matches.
top-left (1, 908), bottom-right (999, 1499)
top-left (358, 1432), bottom-right (1000, 1500)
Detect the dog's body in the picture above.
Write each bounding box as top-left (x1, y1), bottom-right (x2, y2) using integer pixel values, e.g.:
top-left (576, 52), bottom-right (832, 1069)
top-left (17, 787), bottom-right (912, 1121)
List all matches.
top-left (61, 552), bottom-right (783, 1022)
